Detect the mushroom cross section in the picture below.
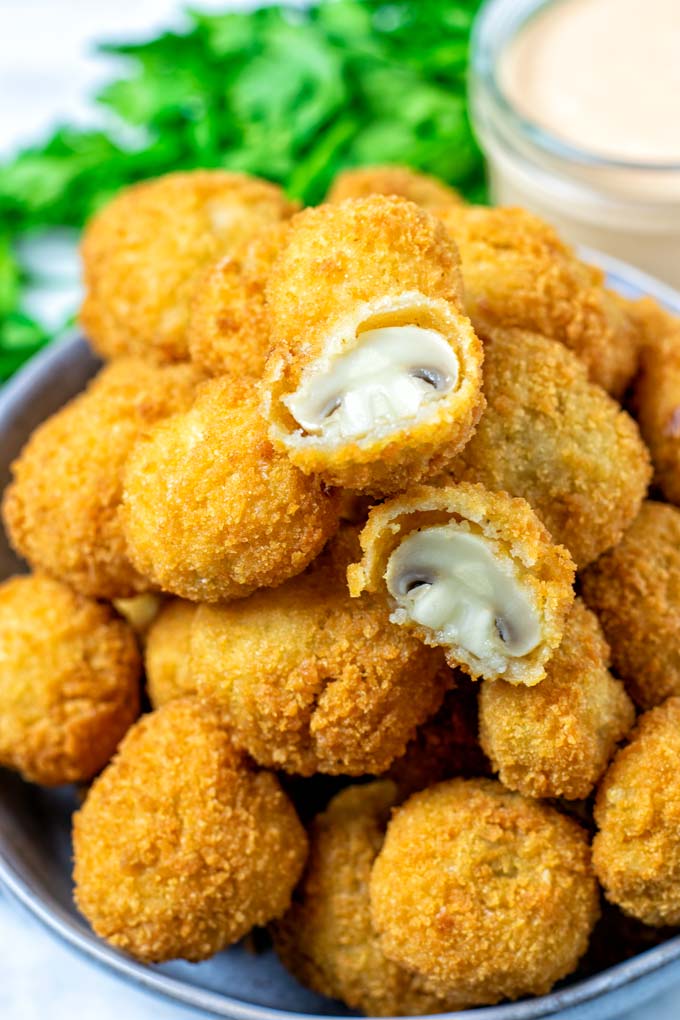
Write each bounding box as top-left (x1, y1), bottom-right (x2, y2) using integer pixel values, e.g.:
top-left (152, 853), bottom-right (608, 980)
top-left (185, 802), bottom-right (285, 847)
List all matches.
top-left (284, 324), bottom-right (459, 441)
top-left (385, 524), bottom-right (542, 663)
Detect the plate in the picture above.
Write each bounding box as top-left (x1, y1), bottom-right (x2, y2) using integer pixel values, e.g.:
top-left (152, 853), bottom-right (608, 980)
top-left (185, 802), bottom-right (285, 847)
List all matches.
top-left (2, 250), bottom-right (680, 1020)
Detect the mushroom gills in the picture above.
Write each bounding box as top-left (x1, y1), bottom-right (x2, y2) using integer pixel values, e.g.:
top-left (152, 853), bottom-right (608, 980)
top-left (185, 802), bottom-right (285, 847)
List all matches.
top-left (284, 325), bottom-right (459, 441)
top-left (385, 525), bottom-right (541, 661)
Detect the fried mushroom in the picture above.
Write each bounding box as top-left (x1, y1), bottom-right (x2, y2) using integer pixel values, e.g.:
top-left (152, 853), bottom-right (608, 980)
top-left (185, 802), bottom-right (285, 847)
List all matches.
top-left (272, 781), bottom-right (457, 1016)
top-left (581, 501), bottom-right (680, 708)
top-left (2, 359), bottom-right (201, 599)
top-left (370, 778), bottom-right (600, 1006)
top-left (263, 197), bottom-right (484, 495)
top-left (187, 221), bottom-right (289, 378)
top-left (192, 542), bottom-right (451, 776)
top-left (479, 599), bottom-right (634, 799)
top-left (73, 697), bottom-right (308, 962)
top-left (327, 165), bottom-right (463, 210)
top-left (444, 325), bottom-right (651, 569)
top-left (81, 171), bottom-right (297, 364)
top-left (348, 483), bottom-right (575, 684)
top-left (0, 574), bottom-right (140, 786)
top-left (437, 204), bottom-right (638, 397)
top-left (121, 376), bottom-right (341, 602)
top-left (594, 697), bottom-right (680, 926)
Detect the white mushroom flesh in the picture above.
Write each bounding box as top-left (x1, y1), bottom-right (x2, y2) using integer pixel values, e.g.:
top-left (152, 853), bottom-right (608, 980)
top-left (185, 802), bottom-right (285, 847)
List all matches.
top-left (385, 524), bottom-right (541, 662)
top-left (284, 325), bottom-right (458, 441)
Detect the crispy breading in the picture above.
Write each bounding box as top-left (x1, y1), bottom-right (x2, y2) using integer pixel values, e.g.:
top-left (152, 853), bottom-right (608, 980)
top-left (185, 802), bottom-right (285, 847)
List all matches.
top-left (263, 197), bottom-right (484, 495)
top-left (479, 599), bottom-right (634, 799)
top-left (188, 221), bottom-right (289, 378)
top-left (272, 782), bottom-right (458, 1016)
top-left (81, 171), bottom-right (297, 364)
top-left (581, 501), bottom-right (680, 708)
top-left (121, 377), bottom-right (341, 602)
top-left (436, 204), bottom-right (638, 396)
top-left (385, 681), bottom-right (490, 798)
top-left (348, 483), bottom-right (575, 685)
top-left (145, 599), bottom-right (197, 708)
top-left (0, 574), bottom-right (140, 785)
top-left (327, 165), bottom-right (463, 210)
top-left (192, 542), bottom-right (452, 776)
top-left (594, 698), bottom-right (680, 926)
top-left (628, 298), bottom-right (680, 505)
top-left (370, 778), bottom-right (599, 1006)
top-left (2, 359), bottom-right (202, 598)
top-left (73, 698), bottom-right (308, 963)
top-left (445, 326), bottom-right (651, 569)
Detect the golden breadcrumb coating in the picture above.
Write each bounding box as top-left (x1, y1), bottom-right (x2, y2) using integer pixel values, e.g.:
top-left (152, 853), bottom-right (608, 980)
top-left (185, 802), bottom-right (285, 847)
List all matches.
top-left (2, 359), bottom-right (202, 599)
top-left (348, 483), bottom-right (575, 685)
top-left (272, 782), bottom-right (458, 1016)
top-left (145, 599), bottom-right (197, 708)
top-left (594, 698), bottom-right (680, 926)
top-left (479, 599), bottom-right (634, 800)
top-left (121, 377), bottom-right (341, 602)
top-left (73, 697), bottom-right (308, 963)
top-left (386, 681), bottom-right (490, 798)
top-left (370, 778), bottom-right (600, 1006)
top-left (327, 165), bottom-right (463, 210)
top-left (192, 544), bottom-right (451, 776)
top-left (80, 171), bottom-right (297, 364)
top-left (445, 326), bottom-right (651, 569)
top-left (188, 221), bottom-right (289, 378)
top-left (436, 204), bottom-right (638, 397)
top-left (113, 593), bottom-right (164, 640)
top-left (263, 197), bottom-right (485, 495)
top-left (581, 501), bottom-right (680, 708)
top-left (629, 298), bottom-right (680, 505)
top-left (0, 574), bottom-right (140, 785)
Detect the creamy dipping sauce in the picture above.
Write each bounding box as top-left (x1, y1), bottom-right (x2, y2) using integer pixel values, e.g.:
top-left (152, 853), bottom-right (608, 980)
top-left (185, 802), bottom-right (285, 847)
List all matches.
top-left (502, 0), bottom-right (680, 166)
top-left (471, 0), bottom-right (680, 287)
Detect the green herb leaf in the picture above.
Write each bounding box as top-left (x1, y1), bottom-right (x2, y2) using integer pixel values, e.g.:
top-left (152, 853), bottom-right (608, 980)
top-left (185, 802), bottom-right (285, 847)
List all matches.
top-left (0, 0), bottom-right (487, 379)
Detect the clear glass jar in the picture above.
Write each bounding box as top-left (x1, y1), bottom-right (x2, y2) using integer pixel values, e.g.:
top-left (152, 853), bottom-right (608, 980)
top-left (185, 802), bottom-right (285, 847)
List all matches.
top-left (469, 0), bottom-right (680, 289)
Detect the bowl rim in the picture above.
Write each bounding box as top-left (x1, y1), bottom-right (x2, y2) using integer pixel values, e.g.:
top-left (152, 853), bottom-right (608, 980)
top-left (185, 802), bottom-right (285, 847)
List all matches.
top-left (2, 247), bottom-right (680, 1020)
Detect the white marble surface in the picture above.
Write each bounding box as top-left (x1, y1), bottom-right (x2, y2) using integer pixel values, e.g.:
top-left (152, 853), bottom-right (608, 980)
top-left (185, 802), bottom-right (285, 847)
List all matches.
top-left (1, 2), bottom-right (680, 1018)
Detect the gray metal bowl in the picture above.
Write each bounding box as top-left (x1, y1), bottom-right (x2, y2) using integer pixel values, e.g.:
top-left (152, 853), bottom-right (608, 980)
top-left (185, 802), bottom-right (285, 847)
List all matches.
top-left (2, 250), bottom-right (680, 1020)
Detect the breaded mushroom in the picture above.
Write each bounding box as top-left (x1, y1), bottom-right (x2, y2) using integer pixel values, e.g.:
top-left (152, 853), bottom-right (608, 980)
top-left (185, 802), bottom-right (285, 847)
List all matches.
top-left (2, 359), bottom-right (201, 599)
top-left (192, 543), bottom-right (451, 776)
top-left (629, 298), bottom-right (680, 505)
top-left (581, 501), bottom-right (680, 708)
top-left (188, 221), bottom-right (289, 378)
top-left (594, 698), bottom-right (680, 926)
top-left (263, 197), bottom-right (485, 495)
top-left (445, 326), bottom-right (651, 569)
top-left (0, 574), bottom-right (140, 786)
top-left (73, 697), bottom-right (308, 963)
top-left (145, 599), bottom-right (197, 708)
top-left (327, 165), bottom-right (463, 210)
top-left (348, 483), bottom-right (575, 685)
top-left (272, 781), bottom-right (457, 1016)
top-left (370, 778), bottom-right (600, 1006)
top-left (121, 376), bottom-right (341, 602)
top-left (81, 171), bottom-right (297, 364)
top-left (479, 599), bottom-right (634, 800)
top-left (436, 204), bottom-right (638, 397)
top-left (386, 681), bottom-right (490, 798)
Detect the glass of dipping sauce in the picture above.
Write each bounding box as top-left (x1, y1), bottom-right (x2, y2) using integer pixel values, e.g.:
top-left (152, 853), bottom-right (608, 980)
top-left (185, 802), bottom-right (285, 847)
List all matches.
top-left (470, 0), bottom-right (680, 288)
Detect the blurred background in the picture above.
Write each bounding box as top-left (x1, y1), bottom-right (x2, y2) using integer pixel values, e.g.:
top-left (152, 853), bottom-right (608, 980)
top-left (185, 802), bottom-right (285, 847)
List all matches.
top-left (0, 0), bottom-right (485, 380)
